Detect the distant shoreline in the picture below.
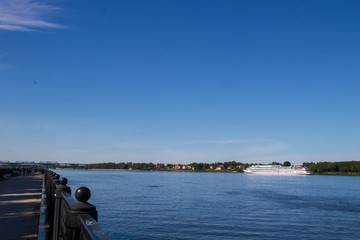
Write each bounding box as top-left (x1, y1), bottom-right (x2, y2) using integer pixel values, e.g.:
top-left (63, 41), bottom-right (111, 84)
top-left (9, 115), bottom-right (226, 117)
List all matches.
top-left (88, 169), bottom-right (128, 171)
top-left (55, 168), bottom-right (360, 176)
top-left (56, 168), bottom-right (239, 173)
top-left (52, 160), bottom-right (360, 176)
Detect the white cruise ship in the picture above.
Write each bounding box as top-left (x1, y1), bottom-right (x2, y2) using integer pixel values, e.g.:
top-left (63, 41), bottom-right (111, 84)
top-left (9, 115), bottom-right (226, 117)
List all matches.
top-left (244, 165), bottom-right (313, 175)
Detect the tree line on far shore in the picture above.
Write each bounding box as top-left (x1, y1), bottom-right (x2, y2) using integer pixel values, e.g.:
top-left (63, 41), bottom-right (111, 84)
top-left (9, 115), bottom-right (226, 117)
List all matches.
top-left (59, 161), bottom-right (252, 172)
top-left (58, 160), bottom-right (291, 172)
top-left (303, 161), bottom-right (360, 175)
top-left (57, 160), bottom-right (360, 175)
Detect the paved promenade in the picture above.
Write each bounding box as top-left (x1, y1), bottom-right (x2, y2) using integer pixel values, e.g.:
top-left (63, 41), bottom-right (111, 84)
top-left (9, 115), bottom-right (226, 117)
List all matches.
top-left (0, 173), bottom-right (43, 240)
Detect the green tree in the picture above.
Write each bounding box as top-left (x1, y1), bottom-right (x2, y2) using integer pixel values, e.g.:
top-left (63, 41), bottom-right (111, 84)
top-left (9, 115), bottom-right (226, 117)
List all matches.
top-left (283, 161), bottom-right (291, 166)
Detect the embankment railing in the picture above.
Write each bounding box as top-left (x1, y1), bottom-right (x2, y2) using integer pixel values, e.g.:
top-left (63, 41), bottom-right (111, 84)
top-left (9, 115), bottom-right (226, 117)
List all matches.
top-left (42, 170), bottom-right (111, 240)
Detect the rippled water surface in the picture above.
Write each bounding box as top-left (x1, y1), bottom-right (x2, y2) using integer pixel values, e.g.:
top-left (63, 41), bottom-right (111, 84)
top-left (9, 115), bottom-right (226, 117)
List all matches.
top-left (54, 169), bottom-right (360, 239)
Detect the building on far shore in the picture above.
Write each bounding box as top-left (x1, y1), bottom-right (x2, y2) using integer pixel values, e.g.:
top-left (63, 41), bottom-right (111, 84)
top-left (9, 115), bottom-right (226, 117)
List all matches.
top-left (216, 165), bottom-right (225, 171)
top-left (182, 165), bottom-right (192, 170)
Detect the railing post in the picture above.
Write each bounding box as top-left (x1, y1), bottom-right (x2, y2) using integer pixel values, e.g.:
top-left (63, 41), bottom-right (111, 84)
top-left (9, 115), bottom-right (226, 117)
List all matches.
top-left (46, 171), bottom-right (56, 201)
top-left (53, 177), bottom-right (71, 240)
top-left (65, 187), bottom-right (98, 240)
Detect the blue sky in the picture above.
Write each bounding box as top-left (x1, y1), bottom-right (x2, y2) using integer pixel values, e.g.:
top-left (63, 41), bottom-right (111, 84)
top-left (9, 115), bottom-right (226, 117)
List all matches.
top-left (0, 0), bottom-right (359, 165)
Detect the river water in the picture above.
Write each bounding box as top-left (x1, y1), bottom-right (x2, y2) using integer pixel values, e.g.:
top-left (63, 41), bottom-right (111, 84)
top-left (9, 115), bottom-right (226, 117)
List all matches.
top-left (54, 169), bottom-right (360, 239)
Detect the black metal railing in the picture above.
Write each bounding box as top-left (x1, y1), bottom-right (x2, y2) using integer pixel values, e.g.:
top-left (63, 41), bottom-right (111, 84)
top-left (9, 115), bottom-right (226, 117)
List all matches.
top-left (43, 170), bottom-right (111, 240)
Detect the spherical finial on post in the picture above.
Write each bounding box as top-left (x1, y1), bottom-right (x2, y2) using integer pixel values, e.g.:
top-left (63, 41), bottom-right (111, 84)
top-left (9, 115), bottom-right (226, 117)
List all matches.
top-left (75, 187), bottom-right (91, 203)
top-left (59, 177), bottom-right (68, 185)
top-left (55, 174), bottom-right (60, 179)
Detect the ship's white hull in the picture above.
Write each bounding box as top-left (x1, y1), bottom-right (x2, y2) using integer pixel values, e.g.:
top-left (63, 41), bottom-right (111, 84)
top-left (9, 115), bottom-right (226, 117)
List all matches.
top-left (243, 170), bottom-right (312, 175)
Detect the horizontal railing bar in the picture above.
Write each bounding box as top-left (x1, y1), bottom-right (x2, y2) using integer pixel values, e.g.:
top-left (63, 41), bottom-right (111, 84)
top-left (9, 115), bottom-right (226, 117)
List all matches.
top-left (78, 215), bottom-right (112, 240)
top-left (61, 191), bottom-right (77, 207)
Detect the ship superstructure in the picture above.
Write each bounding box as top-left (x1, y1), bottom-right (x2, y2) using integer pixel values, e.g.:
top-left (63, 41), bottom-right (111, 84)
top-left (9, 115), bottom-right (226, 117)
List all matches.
top-left (244, 165), bottom-right (313, 175)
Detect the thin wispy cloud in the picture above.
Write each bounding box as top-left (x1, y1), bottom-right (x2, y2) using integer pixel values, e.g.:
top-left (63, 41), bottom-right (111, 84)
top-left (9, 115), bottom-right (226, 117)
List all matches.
top-left (182, 138), bottom-right (275, 145)
top-left (0, 0), bottom-right (65, 31)
top-left (0, 63), bottom-right (14, 70)
top-left (0, 54), bottom-right (14, 71)
top-left (111, 142), bottom-right (160, 149)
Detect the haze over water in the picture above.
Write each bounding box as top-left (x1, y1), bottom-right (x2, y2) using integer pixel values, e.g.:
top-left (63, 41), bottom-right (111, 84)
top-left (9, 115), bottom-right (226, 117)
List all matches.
top-left (56, 169), bottom-right (360, 239)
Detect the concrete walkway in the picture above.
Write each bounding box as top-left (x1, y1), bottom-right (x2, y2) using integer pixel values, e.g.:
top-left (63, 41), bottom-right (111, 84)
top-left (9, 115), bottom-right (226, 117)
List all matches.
top-left (0, 173), bottom-right (43, 240)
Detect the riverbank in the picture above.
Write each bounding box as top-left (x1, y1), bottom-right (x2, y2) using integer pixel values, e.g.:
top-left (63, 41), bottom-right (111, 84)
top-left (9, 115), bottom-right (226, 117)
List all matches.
top-left (319, 172), bottom-right (360, 176)
top-left (0, 173), bottom-right (43, 240)
top-left (55, 168), bottom-right (360, 176)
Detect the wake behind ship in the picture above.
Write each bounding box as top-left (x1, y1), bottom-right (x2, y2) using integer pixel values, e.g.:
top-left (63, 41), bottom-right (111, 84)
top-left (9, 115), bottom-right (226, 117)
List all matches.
top-left (244, 165), bottom-right (313, 175)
